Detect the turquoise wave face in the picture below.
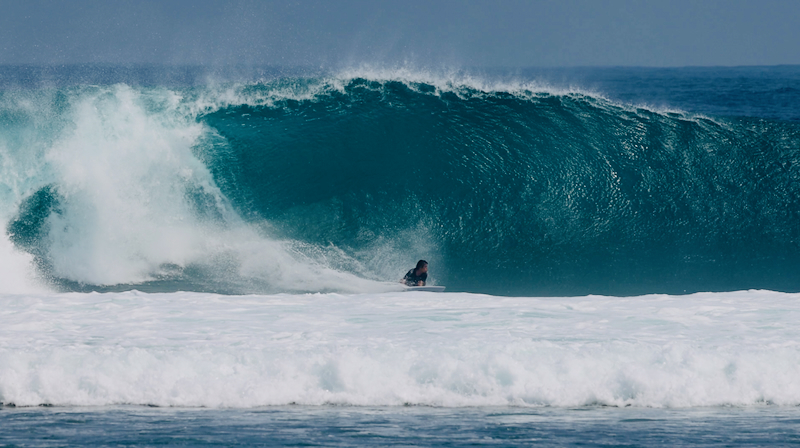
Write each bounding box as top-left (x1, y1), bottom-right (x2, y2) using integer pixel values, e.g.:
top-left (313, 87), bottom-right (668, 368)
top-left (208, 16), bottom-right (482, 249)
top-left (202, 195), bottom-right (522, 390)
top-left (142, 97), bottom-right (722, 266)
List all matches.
top-left (197, 78), bottom-right (800, 295)
top-left (4, 76), bottom-right (800, 295)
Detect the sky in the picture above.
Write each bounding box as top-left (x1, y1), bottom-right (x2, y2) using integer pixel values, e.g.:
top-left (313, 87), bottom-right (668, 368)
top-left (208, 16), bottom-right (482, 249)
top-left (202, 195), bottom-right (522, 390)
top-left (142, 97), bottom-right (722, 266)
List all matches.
top-left (0, 0), bottom-right (798, 68)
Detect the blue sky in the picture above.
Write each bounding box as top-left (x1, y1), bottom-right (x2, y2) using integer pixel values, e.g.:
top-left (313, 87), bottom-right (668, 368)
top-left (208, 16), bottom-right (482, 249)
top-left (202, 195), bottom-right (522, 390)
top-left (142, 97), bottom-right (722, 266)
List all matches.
top-left (1, 0), bottom-right (798, 67)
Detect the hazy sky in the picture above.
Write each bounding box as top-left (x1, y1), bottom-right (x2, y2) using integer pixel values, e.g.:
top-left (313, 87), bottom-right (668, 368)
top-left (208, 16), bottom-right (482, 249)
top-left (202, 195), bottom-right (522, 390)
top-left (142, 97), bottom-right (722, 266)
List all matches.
top-left (1, 0), bottom-right (798, 67)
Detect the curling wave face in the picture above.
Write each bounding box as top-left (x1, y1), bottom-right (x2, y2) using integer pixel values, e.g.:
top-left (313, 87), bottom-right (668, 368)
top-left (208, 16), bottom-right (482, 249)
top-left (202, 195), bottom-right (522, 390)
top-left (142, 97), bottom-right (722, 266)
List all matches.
top-left (2, 70), bottom-right (800, 295)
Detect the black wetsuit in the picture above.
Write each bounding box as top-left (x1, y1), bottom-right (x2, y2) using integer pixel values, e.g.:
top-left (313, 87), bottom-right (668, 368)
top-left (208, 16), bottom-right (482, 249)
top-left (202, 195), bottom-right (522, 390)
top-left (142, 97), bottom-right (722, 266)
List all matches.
top-left (403, 269), bottom-right (427, 286)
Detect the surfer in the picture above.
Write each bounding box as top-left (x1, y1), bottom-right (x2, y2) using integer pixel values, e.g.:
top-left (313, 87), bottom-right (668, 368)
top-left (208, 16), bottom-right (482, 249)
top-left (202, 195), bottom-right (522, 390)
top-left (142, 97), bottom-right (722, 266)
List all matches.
top-left (401, 260), bottom-right (428, 286)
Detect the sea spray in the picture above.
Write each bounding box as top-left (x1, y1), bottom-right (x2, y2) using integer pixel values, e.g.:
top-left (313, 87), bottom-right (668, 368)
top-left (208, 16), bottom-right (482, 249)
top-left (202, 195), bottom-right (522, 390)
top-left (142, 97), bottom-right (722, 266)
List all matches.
top-left (1, 82), bottom-right (397, 294)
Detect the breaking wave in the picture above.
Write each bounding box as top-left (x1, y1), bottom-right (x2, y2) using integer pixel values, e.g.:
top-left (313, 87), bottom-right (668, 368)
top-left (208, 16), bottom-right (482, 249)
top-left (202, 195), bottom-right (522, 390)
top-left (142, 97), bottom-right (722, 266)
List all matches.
top-left (2, 70), bottom-right (800, 295)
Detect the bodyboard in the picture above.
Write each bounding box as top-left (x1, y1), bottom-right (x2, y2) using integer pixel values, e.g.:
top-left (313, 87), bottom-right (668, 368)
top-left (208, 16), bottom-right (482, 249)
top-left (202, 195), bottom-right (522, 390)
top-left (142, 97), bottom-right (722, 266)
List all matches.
top-left (404, 285), bottom-right (446, 292)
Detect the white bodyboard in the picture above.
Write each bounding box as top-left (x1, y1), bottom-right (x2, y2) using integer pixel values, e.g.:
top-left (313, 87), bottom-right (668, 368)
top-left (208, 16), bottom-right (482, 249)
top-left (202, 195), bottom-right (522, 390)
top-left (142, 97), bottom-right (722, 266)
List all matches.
top-left (404, 286), bottom-right (446, 292)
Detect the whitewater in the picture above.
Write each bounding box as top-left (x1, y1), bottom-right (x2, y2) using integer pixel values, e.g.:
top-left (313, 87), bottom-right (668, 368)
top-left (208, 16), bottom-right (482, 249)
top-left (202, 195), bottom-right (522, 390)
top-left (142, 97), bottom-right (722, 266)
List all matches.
top-left (0, 80), bottom-right (389, 295)
top-left (2, 289), bottom-right (800, 408)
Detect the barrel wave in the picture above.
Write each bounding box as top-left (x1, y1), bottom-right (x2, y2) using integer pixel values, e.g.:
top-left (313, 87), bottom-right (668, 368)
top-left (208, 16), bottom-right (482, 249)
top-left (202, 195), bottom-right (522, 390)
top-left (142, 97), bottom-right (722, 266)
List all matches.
top-left (3, 73), bottom-right (800, 295)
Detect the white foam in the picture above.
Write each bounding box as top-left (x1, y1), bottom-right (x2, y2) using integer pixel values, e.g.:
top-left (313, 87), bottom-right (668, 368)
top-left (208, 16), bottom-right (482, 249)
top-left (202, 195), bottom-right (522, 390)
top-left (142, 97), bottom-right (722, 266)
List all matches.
top-left (1, 290), bottom-right (799, 408)
top-left (0, 84), bottom-right (396, 291)
top-left (42, 85), bottom-right (215, 284)
top-left (0, 233), bottom-right (45, 294)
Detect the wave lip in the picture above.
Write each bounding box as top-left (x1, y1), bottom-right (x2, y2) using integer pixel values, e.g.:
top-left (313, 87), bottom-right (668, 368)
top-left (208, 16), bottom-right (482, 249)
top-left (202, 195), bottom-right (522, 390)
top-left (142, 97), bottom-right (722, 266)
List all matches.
top-left (1, 290), bottom-right (799, 408)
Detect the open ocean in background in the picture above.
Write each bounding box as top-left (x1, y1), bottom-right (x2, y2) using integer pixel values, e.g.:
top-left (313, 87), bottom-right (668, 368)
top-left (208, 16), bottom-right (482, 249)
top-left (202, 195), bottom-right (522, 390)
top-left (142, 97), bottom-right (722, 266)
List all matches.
top-left (2, 65), bottom-right (800, 446)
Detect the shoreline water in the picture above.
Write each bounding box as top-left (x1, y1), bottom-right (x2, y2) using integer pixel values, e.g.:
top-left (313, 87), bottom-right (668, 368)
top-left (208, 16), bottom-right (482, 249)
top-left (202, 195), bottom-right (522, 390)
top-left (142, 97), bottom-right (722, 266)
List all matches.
top-left (3, 404), bottom-right (800, 446)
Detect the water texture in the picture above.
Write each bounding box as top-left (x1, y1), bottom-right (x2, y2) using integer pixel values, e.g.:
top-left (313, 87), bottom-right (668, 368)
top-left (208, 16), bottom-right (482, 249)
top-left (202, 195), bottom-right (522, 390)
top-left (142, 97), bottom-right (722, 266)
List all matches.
top-left (3, 406), bottom-right (800, 447)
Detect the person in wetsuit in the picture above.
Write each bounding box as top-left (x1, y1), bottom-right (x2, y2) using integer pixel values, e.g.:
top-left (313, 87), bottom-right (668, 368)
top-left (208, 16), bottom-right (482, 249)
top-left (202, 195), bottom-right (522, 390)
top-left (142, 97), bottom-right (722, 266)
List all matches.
top-left (402, 260), bottom-right (428, 286)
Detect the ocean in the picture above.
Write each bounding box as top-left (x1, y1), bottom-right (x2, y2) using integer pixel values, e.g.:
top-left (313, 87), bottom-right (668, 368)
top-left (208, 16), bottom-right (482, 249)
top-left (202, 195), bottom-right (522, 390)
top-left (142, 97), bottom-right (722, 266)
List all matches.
top-left (1, 65), bottom-right (800, 446)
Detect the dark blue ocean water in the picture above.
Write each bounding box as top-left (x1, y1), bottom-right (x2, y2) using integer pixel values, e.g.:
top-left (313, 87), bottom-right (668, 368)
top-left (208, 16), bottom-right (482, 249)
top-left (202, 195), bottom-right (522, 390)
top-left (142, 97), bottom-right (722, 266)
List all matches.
top-left (3, 405), bottom-right (800, 447)
top-left (518, 65), bottom-right (800, 122)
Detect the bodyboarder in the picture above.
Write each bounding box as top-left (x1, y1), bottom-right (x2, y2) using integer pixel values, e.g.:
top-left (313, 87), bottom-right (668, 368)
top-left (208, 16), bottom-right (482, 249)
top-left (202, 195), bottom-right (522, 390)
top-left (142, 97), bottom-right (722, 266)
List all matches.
top-left (401, 260), bottom-right (428, 286)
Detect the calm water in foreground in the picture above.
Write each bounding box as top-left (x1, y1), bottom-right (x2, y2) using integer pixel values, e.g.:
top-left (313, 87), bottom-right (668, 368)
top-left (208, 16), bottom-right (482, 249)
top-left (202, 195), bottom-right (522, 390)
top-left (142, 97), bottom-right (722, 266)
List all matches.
top-left (3, 405), bottom-right (800, 447)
